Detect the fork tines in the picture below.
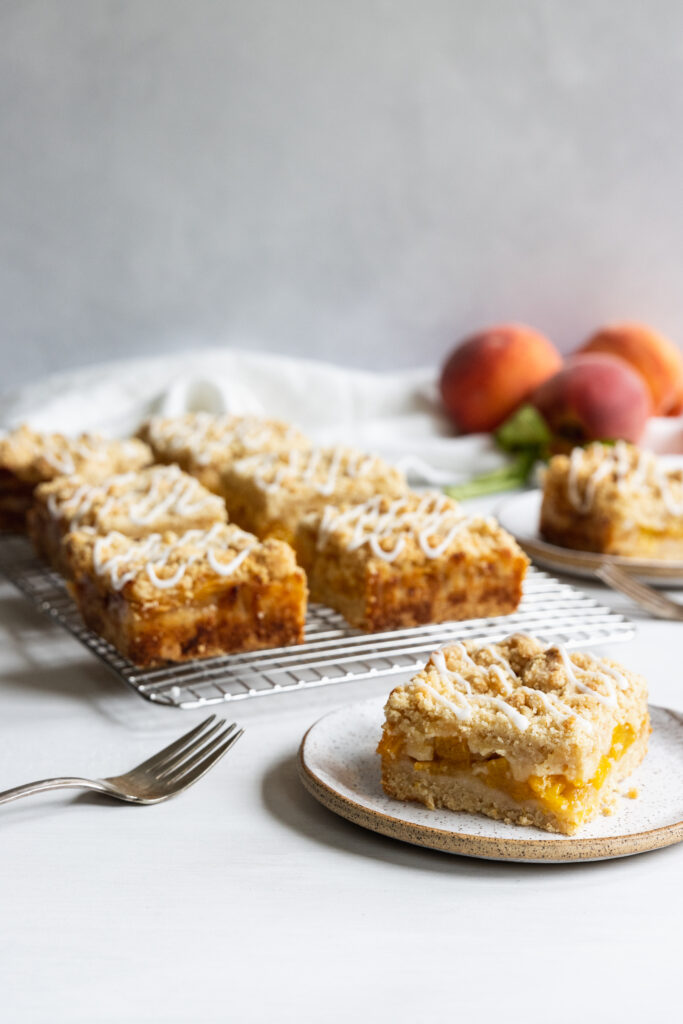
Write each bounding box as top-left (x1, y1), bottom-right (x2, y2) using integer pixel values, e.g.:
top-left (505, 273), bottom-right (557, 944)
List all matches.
top-left (139, 715), bottom-right (243, 782)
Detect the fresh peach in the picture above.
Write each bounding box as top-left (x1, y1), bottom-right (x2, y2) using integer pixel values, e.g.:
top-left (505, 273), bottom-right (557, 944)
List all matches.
top-left (579, 322), bottom-right (683, 415)
top-left (667, 379), bottom-right (683, 416)
top-left (530, 353), bottom-right (650, 448)
top-left (439, 324), bottom-right (562, 433)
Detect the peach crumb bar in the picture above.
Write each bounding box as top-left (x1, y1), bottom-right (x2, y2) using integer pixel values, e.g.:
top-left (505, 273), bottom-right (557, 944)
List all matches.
top-left (28, 464), bottom-right (228, 574)
top-left (0, 424), bottom-right (152, 532)
top-left (137, 412), bottom-right (310, 494)
top-left (378, 634), bottom-right (650, 835)
top-left (296, 491), bottom-right (528, 631)
top-left (64, 523), bottom-right (307, 666)
top-left (540, 441), bottom-right (683, 558)
top-left (220, 446), bottom-right (407, 545)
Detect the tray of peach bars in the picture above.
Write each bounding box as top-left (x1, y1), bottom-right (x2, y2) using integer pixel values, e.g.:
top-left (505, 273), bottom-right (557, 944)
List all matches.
top-left (0, 416), bottom-right (634, 709)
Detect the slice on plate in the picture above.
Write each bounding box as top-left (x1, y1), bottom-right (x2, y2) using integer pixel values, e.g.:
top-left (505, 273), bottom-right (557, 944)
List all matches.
top-left (540, 441), bottom-right (683, 558)
top-left (378, 634), bottom-right (650, 835)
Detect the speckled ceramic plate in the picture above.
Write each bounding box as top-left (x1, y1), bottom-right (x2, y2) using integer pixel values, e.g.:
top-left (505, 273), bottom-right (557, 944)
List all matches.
top-left (496, 490), bottom-right (683, 586)
top-left (298, 697), bottom-right (683, 862)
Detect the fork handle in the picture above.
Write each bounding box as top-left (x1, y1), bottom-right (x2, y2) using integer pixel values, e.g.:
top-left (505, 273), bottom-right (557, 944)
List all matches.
top-left (0, 777), bottom-right (113, 806)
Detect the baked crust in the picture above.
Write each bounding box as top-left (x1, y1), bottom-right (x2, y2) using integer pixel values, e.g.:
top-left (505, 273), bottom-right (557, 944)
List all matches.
top-left (378, 634), bottom-right (650, 834)
top-left (0, 425), bottom-right (152, 531)
top-left (296, 491), bottom-right (528, 630)
top-left (540, 441), bottom-right (683, 557)
top-left (28, 465), bottom-right (228, 573)
top-left (220, 446), bottom-right (408, 545)
top-left (137, 412), bottom-right (310, 493)
top-left (64, 524), bottom-right (307, 666)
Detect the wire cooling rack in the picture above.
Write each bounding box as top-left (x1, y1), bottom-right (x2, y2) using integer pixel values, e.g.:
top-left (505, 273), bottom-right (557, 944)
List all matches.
top-left (0, 534), bottom-right (635, 709)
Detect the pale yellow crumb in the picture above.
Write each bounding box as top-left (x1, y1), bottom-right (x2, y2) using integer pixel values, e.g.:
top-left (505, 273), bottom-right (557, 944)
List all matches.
top-left (626, 787), bottom-right (639, 800)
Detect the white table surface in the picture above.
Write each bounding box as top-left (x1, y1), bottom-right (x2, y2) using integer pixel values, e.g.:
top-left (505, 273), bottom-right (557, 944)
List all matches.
top-left (1, 498), bottom-right (682, 1024)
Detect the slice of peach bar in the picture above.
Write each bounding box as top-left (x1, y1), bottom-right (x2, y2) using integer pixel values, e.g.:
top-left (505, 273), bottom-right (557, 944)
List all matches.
top-left (378, 634), bottom-right (650, 834)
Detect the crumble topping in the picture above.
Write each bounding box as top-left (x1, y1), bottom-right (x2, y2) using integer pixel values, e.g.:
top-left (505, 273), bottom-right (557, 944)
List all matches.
top-left (383, 633), bottom-right (648, 781)
top-left (139, 412), bottom-right (309, 467)
top-left (36, 464), bottom-right (227, 533)
top-left (0, 424), bottom-right (151, 484)
top-left (65, 522), bottom-right (299, 601)
top-left (227, 446), bottom-right (407, 499)
top-left (548, 441), bottom-right (683, 517)
top-left (311, 491), bottom-right (524, 565)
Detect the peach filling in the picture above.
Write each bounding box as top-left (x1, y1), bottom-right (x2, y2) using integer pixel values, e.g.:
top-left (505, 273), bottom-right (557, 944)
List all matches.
top-left (380, 723), bottom-right (636, 824)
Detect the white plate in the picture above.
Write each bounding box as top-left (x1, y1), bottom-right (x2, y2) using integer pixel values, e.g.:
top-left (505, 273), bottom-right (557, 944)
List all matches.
top-left (496, 490), bottom-right (683, 586)
top-left (299, 696), bottom-right (683, 863)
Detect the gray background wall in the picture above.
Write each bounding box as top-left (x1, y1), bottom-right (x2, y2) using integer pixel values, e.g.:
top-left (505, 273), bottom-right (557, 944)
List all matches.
top-left (2, 0), bottom-right (683, 392)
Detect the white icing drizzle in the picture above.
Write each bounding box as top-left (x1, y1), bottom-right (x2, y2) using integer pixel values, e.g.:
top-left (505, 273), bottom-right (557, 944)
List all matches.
top-left (418, 518), bottom-right (472, 558)
top-left (566, 441), bottom-right (683, 516)
top-left (567, 447), bottom-right (613, 512)
top-left (420, 682), bottom-right (472, 722)
top-left (423, 636), bottom-right (622, 732)
top-left (345, 451), bottom-right (376, 477)
top-left (44, 450), bottom-right (76, 475)
top-left (41, 436), bottom-right (142, 477)
top-left (531, 688), bottom-right (571, 722)
top-left (239, 446), bottom-right (385, 498)
top-left (207, 545), bottom-right (254, 577)
top-left (319, 492), bottom-right (473, 563)
top-left (428, 648), bottom-right (529, 731)
top-left (488, 695), bottom-right (529, 731)
top-left (488, 664), bottom-right (513, 695)
top-left (91, 524), bottom-right (254, 592)
top-left (430, 649), bottom-right (472, 693)
top-left (146, 562), bottom-right (187, 590)
top-left (448, 641), bottom-right (479, 671)
top-left (556, 645), bottom-right (618, 708)
top-left (480, 642), bottom-right (515, 676)
top-left (146, 413), bottom-right (298, 466)
top-left (126, 468), bottom-right (218, 524)
top-left (368, 534), bottom-right (405, 563)
top-left (48, 466), bottom-right (219, 529)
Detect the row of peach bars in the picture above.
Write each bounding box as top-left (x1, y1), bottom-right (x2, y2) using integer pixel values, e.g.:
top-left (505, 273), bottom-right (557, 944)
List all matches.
top-left (0, 417), bottom-right (652, 835)
top-left (0, 414), bottom-right (529, 666)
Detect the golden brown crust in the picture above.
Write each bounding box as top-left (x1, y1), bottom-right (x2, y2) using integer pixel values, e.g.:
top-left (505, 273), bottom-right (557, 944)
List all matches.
top-left (64, 523), bottom-right (308, 665)
top-left (296, 492), bottom-right (528, 630)
top-left (69, 572), bottom-right (307, 666)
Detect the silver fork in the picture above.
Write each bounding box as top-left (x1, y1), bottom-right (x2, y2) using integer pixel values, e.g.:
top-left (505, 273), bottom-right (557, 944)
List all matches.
top-left (595, 563), bottom-right (683, 621)
top-left (0, 715), bottom-right (243, 807)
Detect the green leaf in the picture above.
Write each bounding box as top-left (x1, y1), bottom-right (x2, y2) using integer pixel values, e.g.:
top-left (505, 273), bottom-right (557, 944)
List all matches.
top-left (444, 451), bottom-right (536, 500)
top-left (495, 404), bottom-right (551, 454)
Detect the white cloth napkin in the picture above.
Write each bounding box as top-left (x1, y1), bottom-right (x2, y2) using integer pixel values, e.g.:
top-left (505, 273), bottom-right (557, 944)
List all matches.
top-left (2, 347), bottom-right (681, 485)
